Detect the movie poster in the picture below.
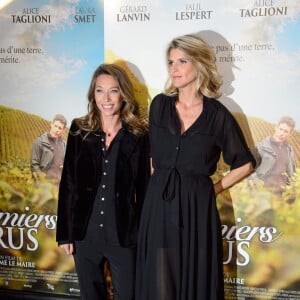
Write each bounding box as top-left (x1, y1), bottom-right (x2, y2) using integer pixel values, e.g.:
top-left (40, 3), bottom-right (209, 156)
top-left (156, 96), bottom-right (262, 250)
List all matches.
top-left (1, 0), bottom-right (300, 299)
top-left (0, 0), bottom-right (103, 297)
top-left (104, 0), bottom-right (300, 299)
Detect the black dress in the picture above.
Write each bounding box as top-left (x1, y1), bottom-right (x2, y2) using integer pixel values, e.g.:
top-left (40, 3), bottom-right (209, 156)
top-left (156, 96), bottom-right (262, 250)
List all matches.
top-left (136, 94), bottom-right (254, 300)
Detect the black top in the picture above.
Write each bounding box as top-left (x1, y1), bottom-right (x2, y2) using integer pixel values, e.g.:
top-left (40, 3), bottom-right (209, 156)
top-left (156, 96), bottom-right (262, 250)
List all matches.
top-left (85, 129), bottom-right (124, 246)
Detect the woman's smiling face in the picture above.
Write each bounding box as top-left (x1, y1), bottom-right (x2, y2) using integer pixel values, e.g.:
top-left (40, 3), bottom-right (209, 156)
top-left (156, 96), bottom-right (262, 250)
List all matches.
top-left (94, 74), bottom-right (123, 118)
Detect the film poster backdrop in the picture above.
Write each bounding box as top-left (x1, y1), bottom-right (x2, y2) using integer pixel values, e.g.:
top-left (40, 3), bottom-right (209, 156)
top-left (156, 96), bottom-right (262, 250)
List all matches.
top-left (0, 0), bottom-right (104, 297)
top-left (0, 0), bottom-right (300, 299)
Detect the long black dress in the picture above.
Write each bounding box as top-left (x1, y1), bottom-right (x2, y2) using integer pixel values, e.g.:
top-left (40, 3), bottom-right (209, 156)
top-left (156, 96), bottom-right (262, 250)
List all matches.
top-left (135, 94), bottom-right (254, 300)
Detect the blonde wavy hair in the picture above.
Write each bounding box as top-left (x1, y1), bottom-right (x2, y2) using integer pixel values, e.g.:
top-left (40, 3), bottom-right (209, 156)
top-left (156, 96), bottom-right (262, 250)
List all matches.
top-left (75, 63), bottom-right (147, 136)
top-left (164, 34), bottom-right (222, 99)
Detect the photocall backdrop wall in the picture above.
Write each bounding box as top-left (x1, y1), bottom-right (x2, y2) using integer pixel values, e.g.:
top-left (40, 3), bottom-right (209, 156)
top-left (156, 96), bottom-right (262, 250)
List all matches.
top-left (0, 0), bottom-right (104, 298)
top-left (0, 0), bottom-right (300, 299)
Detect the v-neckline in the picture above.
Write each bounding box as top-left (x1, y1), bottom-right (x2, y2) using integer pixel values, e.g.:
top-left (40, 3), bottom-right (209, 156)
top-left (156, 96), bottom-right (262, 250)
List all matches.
top-left (172, 96), bottom-right (205, 136)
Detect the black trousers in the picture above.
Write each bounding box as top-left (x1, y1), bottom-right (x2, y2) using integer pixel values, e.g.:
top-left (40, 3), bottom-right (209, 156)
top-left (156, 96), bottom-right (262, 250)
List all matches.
top-left (74, 241), bottom-right (136, 300)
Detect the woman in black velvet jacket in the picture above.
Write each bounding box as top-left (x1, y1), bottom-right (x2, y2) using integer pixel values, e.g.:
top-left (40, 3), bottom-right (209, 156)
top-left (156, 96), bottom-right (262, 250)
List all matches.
top-left (56, 64), bottom-right (150, 300)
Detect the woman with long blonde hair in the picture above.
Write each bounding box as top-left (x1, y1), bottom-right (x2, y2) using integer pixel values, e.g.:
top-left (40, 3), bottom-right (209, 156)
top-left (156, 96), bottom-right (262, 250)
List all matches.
top-left (135, 34), bottom-right (255, 300)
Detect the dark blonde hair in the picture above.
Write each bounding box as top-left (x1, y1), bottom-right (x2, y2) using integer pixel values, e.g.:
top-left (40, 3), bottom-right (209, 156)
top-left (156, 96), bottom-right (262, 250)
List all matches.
top-left (164, 34), bottom-right (222, 99)
top-left (76, 63), bottom-right (147, 136)
top-left (278, 116), bottom-right (296, 131)
top-left (52, 114), bottom-right (67, 128)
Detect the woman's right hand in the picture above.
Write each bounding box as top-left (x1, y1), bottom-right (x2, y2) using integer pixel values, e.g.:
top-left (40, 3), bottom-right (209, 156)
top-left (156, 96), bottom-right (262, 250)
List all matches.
top-left (60, 243), bottom-right (74, 255)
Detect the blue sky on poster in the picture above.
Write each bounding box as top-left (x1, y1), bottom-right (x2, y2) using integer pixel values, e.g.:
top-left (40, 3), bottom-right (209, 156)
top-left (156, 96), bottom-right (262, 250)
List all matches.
top-left (0, 0), bottom-right (104, 125)
top-left (104, 0), bottom-right (300, 128)
top-left (0, 0), bottom-right (299, 128)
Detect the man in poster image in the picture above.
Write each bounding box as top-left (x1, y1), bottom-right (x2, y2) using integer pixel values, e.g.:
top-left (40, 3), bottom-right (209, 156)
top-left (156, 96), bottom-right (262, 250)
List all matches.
top-left (249, 116), bottom-right (296, 202)
top-left (30, 114), bottom-right (67, 184)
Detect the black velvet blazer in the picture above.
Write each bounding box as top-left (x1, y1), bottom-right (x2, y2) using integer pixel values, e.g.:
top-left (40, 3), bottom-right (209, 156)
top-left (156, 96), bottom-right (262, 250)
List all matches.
top-left (56, 120), bottom-right (150, 247)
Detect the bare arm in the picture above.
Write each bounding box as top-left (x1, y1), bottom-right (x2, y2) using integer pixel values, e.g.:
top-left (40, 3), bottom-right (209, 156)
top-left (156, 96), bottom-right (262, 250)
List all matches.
top-left (60, 243), bottom-right (74, 255)
top-left (150, 157), bottom-right (154, 175)
top-left (214, 162), bottom-right (253, 195)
